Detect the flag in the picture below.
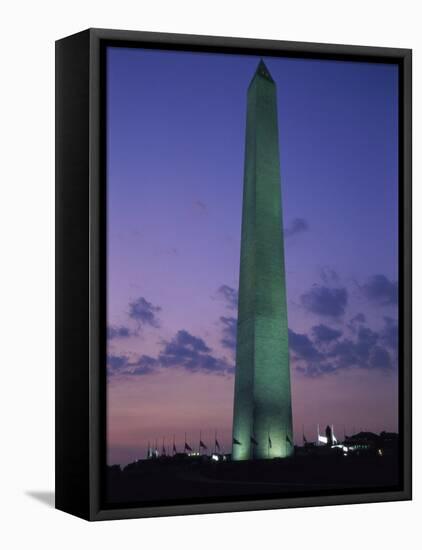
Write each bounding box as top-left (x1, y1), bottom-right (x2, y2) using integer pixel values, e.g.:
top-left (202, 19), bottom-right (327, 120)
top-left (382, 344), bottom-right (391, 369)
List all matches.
top-left (215, 439), bottom-right (220, 451)
top-left (250, 436), bottom-right (258, 446)
top-left (199, 440), bottom-right (207, 450)
top-left (173, 443), bottom-right (177, 454)
top-left (286, 435), bottom-right (293, 446)
top-left (184, 442), bottom-right (192, 451)
top-left (233, 437), bottom-right (242, 445)
top-left (268, 436), bottom-right (272, 449)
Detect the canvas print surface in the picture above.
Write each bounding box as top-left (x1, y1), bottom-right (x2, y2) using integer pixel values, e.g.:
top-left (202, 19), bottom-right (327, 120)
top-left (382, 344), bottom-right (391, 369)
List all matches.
top-left (106, 46), bottom-right (399, 506)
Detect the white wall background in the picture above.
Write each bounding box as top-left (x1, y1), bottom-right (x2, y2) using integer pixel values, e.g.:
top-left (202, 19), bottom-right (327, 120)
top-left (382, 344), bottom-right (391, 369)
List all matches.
top-left (0, 1), bottom-right (418, 548)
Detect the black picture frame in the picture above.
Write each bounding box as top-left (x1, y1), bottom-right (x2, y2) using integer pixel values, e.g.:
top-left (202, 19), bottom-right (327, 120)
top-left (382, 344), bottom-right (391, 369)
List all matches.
top-left (55, 28), bottom-right (412, 521)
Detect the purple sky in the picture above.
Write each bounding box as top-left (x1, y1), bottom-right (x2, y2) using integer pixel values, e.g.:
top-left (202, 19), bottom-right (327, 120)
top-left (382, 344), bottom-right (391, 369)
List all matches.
top-left (106, 46), bottom-right (399, 466)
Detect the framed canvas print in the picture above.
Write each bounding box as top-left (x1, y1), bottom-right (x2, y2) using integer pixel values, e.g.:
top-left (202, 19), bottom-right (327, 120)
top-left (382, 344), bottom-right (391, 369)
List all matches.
top-left (55, 28), bottom-right (412, 521)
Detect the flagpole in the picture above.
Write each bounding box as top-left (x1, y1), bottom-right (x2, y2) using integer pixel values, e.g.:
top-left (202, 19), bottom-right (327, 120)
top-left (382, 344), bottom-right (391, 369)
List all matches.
top-left (199, 430), bottom-right (201, 456)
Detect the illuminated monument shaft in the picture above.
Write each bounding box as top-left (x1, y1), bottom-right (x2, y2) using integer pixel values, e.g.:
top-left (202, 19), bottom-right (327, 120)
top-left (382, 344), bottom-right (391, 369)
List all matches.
top-left (232, 61), bottom-right (293, 460)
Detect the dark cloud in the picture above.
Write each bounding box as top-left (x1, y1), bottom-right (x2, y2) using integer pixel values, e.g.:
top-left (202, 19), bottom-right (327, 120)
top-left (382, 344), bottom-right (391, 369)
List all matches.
top-left (128, 297), bottom-right (161, 328)
top-left (292, 320), bottom-right (394, 378)
top-left (107, 325), bottom-right (133, 340)
top-left (107, 353), bottom-right (159, 377)
top-left (159, 330), bottom-right (233, 375)
top-left (220, 316), bottom-right (237, 351)
top-left (217, 285), bottom-right (238, 311)
top-left (312, 324), bottom-right (342, 344)
top-left (370, 346), bottom-right (392, 370)
top-left (351, 313), bottom-right (366, 324)
top-left (130, 355), bottom-right (159, 376)
top-left (320, 267), bottom-right (340, 285)
top-left (381, 317), bottom-right (398, 352)
top-left (108, 327), bottom-right (234, 378)
top-left (330, 326), bottom-right (377, 367)
top-left (360, 274), bottom-right (398, 306)
top-left (328, 325), bottom-right (393, 372)
top-left (285, 218), bottom-right (309, 238)
top-left (356, 326), bottom-right (379, 358)
top-left (289, 329), bottom-right (321, 361)
top-left (289, 329), bottom-right (336, 377)
top-left (347, 313), bottom-right (366, 333)
top-left (108, 354), bottom-right (129, 373)
top-left (328, 339), bottom-right (357, 368)
top-left (301, 285), bottom-right (348, 317)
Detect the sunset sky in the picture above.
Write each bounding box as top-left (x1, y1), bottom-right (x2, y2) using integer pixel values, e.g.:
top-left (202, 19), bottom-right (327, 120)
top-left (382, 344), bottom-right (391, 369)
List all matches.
top-left (106, 46), bottom-right (399, 466)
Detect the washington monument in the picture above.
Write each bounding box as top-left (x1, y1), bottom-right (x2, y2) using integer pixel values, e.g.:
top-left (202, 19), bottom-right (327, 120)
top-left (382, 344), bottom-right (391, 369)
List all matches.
top-left (232, 60), bottom-right (293, 460)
